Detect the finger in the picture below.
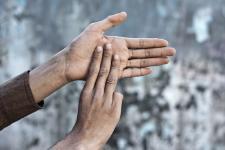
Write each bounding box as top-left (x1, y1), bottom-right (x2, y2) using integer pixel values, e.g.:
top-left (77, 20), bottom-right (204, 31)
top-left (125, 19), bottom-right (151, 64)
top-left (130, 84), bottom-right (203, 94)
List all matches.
top-left (112, 92), bottom-right (124, 113)
top-left (83, 46), bottom-right (103, 92)
top-left (95, 43), bottom-right (113, 95)
top-left (129, 47), bottom-right (176, 59)
top-left (121, 68), bottom-right (152, 78)
top-left (104, 55), bottom-right (120, 106)
top-left (127, 58), bottom-right (169, 68)
top-left (125, 38), bottom-right (168, 49)
top-left (92, 12), bottom-right (127, 32)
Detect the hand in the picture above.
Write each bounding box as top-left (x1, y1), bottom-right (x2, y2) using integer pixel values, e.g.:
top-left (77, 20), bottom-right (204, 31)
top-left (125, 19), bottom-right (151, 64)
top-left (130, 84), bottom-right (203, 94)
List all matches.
top-left (62, 12), bottom-right (176, 81)
top-left (106, 36), bottom-right (175, 78)
top-left (29, 12), bottom-right (176, 103)
top-left (53, 44), bottom-right (123, 149)
top-left (74, 44), bottom-right (122, 149)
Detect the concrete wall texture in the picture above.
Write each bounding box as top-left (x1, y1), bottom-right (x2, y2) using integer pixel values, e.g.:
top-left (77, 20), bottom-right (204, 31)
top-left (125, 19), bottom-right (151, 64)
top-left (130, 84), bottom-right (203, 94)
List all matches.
top-left (0, 0), bottom-right (225, 149)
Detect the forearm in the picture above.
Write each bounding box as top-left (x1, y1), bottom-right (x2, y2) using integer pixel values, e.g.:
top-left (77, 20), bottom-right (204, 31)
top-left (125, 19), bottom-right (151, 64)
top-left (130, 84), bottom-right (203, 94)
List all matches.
top-left (0, 71), bottom-right (43, 130)
top-left (29, 50), bottom-right (68, 103)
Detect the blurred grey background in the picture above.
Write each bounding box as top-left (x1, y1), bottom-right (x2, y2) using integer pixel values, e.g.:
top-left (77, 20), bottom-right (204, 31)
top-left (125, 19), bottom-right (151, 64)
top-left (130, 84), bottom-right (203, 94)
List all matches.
top-left (0, 0), bottom-right (225, 150)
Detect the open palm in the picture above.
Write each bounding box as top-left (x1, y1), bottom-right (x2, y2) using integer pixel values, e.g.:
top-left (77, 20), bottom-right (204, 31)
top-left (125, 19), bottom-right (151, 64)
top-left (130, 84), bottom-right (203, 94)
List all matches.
top-left (63, 12), bottom-right (175, 81)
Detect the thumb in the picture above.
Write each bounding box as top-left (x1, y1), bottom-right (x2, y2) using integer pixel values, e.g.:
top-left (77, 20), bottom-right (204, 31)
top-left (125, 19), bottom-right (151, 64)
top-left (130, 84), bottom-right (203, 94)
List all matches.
top-left (94, 12), bottom-right (127, 32)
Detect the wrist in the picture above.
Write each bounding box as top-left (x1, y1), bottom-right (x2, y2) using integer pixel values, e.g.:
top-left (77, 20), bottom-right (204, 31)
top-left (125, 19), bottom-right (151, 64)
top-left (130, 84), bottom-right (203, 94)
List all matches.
top-left (29, 50), bottom-right (68, 103)
top-left (53, 49), bottom-right (70, 84)
top-left (68, 129), bottom-right (103, 150)
top-left (52, 131), bottom-right (102, 150)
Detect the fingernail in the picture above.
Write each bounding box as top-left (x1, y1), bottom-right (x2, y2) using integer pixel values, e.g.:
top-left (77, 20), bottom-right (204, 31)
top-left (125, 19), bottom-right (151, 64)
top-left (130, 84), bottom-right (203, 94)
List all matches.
top-left (106, 44), bottom-right (112, 49)
top-left (97, 46), bottom-right (103, 52)
top-left (114, 55), bottom-right (119, 60)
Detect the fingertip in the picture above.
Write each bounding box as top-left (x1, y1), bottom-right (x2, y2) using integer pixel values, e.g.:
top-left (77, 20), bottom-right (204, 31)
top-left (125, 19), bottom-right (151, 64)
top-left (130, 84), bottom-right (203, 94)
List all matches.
top-left (119, 93), bottom-right (124, 100)
top-left (113, 54), bottom-right (120, 68)
top-left (143, 68), bottom-right (152, 75)
top-left (165, 57), bottom-right (170, 64)
top-left (165, 47), bottom-right (176, 56)
top-left (104, 43), bottom-right (113, 55)
top-left (97, 46), bottom-right (103, 52)
top-left (114, 54), bottom-right (119, 60)
top-left (101, 12), bottom-right (127, 32)
top-left (106, 43), bottom-right (112, 50)
top-left (120, 12), bottom-right (127, 18)
top-left (170, 48), bottom-right (176, 56)
top-left (94, 46), bottom-right (103, 58)
top-left (111, 12), bottom-right (127, 23)
top-left (147, 68), bottom-right (153, 74)
top-left (161, 39), bottom-right (169, 46)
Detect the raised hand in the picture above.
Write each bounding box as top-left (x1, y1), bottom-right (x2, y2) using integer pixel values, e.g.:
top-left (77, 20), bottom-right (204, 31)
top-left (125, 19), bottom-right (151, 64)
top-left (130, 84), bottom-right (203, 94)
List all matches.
top-left (53, 44), bottom-right (123, 149)
top-left (62, 12), bottom-right (176, 82)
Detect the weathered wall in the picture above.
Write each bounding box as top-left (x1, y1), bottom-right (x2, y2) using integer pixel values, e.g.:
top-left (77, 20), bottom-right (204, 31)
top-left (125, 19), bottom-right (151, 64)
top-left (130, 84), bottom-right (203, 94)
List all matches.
top-left (0, 0), bottom-right (225, 150)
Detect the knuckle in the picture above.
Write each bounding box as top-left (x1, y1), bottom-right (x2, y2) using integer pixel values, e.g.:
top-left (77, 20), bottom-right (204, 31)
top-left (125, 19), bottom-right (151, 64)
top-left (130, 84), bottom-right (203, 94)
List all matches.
top-left (103, 51), bottom-right (112, 57)
top-left (164, 59), bottom-right (169, 64)
top-left (139, 39), bottom-right (145, 47)
top-left (93, 55), bottom-right (99, 60)
top-left (89, 67), bottom-right (99, 76)
top-left (127, 60), bottom-right (132, 67)
top-left (129, 50), bottom-right (133, 58)
top-left (112, 60), bottom-right (119, 68)
top-left (160, 49), bottom-right (164, 57)
top-left (111, 65), bottom-right (120, 72)
top-left (99, 67), bottom-right (109, 77)
top-left (93, 51), bottom-right (101, 59)
top-left (107, 75), bottom-right (117, 84)
top-left (145, 49), bottom-right (151, 57)
top-left (140, 60), bottom-right (148, 67)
